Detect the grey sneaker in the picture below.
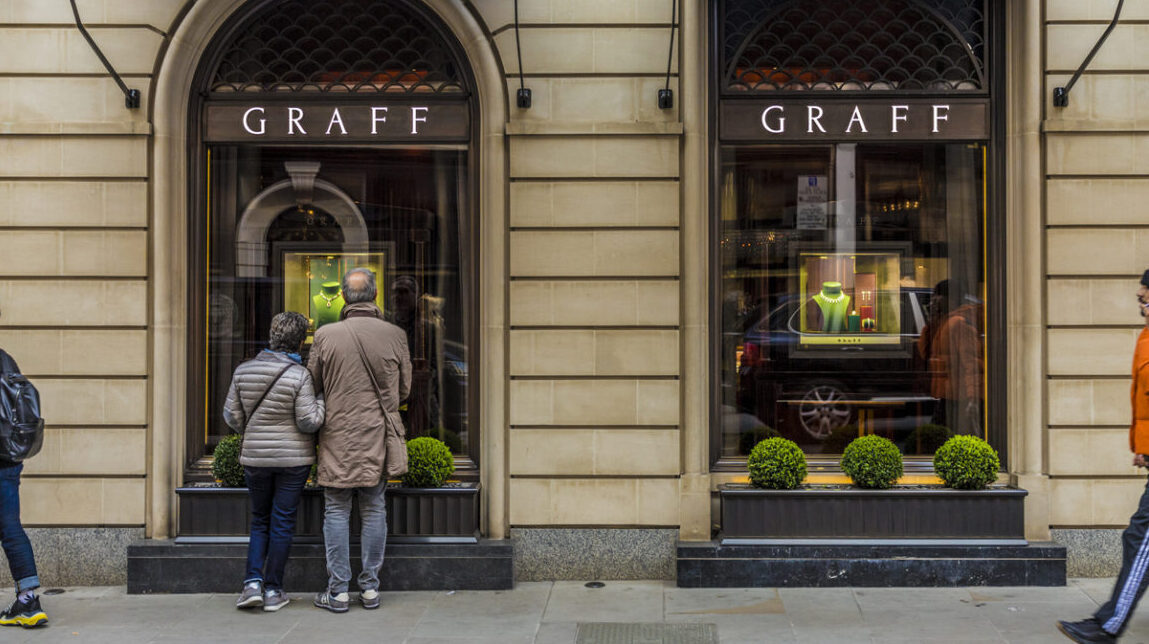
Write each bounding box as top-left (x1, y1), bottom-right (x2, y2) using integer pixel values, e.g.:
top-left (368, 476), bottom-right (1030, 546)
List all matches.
top-left (262, 589), bottom-right (289, 612)
top-left (313, 590), bottom-right (349, 613)
top-left (360, 589), bottom-right (380, 610)
top-left (236, 581), bottom-right (263, 609)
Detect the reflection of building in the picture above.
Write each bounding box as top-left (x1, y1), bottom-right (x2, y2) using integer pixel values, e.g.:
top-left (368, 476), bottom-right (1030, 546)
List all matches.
top-left (0, 0), bottom-right (1139, 587)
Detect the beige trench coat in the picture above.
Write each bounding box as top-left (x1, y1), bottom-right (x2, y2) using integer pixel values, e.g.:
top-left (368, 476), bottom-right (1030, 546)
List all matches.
top-left (308, 302), bottom-right (411, 488)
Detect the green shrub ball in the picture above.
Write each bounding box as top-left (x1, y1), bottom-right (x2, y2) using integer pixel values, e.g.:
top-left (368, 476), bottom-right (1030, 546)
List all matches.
top-left (747, 437), bottom-right (807, 489)
top-left (211, 434), bottom-right (246, 488)
top-left (402, 436), bottom-right (455, 488)
top-left (841, 435), bottom-right (903, 489)
top-left (933, 435), bottom-right (1000, 490)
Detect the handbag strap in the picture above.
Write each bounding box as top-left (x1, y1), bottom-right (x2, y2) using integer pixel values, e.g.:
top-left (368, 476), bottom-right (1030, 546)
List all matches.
top-left (347, 325), bottom-right (390, 418)
top-left (239, 362), bottom-right (293, 433)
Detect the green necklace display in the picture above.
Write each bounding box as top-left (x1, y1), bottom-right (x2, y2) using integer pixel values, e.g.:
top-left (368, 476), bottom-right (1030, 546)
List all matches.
top-left (812, 281), bottom-right (851, 333)
top-left (312, 281), bottom-right (345, 329)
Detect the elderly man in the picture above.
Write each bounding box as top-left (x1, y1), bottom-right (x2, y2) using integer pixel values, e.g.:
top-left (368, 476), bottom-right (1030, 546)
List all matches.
top-left (308, 268), bottom-right (410, 613)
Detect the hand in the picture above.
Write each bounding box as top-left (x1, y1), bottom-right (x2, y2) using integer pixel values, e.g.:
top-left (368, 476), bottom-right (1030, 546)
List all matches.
top-left (1135, 454), bottom-right (1148, 468)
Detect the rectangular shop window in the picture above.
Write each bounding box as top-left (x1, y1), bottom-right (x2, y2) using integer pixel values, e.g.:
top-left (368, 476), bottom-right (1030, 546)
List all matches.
top-left (198, 145), bottom-right (473, 466)
top-left (717, 143), bottom-right (987, 460)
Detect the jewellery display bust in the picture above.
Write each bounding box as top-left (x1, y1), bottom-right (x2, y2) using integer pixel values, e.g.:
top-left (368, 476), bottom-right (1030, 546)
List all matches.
top-left (312, 281), bottom-right (345, 328)
top-left (812, 281), bottom-right (851, 333)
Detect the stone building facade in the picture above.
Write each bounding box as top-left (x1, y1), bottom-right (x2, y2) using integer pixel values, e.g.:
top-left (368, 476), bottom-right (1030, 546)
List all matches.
top-left (0, 0), bottom-right (1140, 583)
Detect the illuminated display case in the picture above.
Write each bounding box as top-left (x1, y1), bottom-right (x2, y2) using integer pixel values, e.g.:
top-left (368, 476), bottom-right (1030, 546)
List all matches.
top-left (796, 247), bottom-right (904, 347)
top-left (282, 249), bottom-right (393, 336)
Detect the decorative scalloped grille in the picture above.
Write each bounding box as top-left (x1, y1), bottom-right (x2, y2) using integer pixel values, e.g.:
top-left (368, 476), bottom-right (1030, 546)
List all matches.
top-left (722, 0), bottom-right (986, 92)
top-left (208, 0), bottom-right (467, 94)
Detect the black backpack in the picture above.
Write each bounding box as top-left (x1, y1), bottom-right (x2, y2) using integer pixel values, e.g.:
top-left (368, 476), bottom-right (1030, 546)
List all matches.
top-left (0, 350), bottom-right (44, 464)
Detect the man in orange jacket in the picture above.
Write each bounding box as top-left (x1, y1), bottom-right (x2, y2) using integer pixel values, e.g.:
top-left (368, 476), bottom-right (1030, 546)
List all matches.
top-left (1059, 271), bottom-right (1149, 643)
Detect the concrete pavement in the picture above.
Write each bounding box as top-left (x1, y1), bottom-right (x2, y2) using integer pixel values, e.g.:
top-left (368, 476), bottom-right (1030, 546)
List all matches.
top-left (0, 579), bottom-right (1142, 644)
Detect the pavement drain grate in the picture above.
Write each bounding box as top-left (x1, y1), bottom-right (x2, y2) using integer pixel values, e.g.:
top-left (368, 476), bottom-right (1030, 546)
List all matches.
top-left (575, 623), bottom-right (719, 644)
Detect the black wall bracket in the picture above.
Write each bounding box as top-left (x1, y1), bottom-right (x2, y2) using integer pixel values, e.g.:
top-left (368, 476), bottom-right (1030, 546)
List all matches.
top-left (658, 0), bottom-right (677, 109)
top-left (513, 0), bottom-right (530, 109)
top-left (70, 0), bottom-right (140, 109)
top-left (1053, 0), bottom-right (1124, 108)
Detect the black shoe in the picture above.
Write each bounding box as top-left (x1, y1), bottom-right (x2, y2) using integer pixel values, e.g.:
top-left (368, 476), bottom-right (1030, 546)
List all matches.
top-left (1057, 618), bottom-right (1117, 643)
top-left (0, 595), bottom-right (48, 628)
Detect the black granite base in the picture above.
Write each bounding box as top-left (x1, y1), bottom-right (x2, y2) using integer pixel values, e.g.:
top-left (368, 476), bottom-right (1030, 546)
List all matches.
top-left (677, 541), bottom-right (1067, 587)
top-left (127, 539), bottom-right (513, 594)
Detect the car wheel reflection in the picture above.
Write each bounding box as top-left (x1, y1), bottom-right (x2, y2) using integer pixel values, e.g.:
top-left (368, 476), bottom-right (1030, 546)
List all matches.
top-left (798, 384), bottom-right (852, 439)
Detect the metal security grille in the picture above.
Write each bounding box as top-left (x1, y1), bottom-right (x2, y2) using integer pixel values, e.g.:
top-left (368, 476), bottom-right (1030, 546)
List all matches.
top-left (722, 0), bottom-right (986, 92)
top-left (208, 0), bottom-right (467, 94)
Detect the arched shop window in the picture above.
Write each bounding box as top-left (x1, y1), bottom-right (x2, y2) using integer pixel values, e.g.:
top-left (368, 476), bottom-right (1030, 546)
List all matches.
top-left (187, 0), bottom-right (478, 473)
top-left (712, 0), bottom-right (1003, 468)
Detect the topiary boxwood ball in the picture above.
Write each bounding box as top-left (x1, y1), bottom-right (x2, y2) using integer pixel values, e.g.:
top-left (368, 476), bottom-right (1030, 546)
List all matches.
top-left (211, 434), bottom-right (245, 488)
top-left (402, 436), bottom-right (455, 488)
top-left (841, 435), bottom-right (903, 489)
top-left (933, 435), bottom-right (1000, 490)
top-left (747, 437), bottom-right (807, 489)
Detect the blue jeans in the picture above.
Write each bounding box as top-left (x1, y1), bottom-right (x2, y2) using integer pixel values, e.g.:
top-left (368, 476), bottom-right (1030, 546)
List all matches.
top-left (323, 479), bottom-right (387, 594)
top-left (0, 463), bottom-right (39, 593)
top-left (244, 465), bottom-right (310, 590)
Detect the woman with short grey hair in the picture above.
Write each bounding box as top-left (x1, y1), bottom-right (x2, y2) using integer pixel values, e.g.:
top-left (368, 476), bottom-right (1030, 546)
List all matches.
top-left (223, 311), bottom-right (324, 612)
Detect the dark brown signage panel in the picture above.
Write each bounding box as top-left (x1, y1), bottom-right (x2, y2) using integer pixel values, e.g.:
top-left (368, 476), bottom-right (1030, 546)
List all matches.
top-left (720, 99), bottom-right (989, 142)
top-left (205, 102), bottom-right (470, 143)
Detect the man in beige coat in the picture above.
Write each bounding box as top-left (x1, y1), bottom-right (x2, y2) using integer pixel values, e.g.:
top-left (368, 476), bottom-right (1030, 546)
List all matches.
top-left (308, 268), bottom-right (410, 612)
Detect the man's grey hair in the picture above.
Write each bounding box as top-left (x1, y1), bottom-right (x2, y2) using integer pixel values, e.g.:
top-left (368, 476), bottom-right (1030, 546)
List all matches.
top-left (342, 267), bottom-right (377, 304)
top-left (269, 311), bottom-right (308, 352)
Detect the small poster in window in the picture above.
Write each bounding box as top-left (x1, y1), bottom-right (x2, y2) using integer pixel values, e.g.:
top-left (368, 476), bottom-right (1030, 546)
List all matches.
top-left (796, 175), bottom-right (828, 230)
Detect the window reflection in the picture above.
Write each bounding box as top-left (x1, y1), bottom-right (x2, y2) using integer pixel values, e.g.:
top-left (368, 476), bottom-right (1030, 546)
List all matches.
top-left (719, 143), bottom-right (986, 457)
top-left (205, 146), bottom-right (469, 456)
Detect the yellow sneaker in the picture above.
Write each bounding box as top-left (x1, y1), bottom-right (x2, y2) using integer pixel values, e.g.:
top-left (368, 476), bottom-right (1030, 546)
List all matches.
top-left (0, 595), bottom-right (47, 628)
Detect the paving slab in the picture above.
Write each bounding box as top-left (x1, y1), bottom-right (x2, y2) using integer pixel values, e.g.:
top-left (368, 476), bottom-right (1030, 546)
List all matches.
top-left (9, 579), bottom-right (1149, 643)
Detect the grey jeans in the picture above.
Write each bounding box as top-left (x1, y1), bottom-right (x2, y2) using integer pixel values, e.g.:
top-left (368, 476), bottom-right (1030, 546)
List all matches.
top-left (322, 478), bottom-right (388, 594)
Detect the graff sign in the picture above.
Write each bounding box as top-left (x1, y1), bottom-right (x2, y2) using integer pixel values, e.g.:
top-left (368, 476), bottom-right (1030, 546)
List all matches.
top-left (720, 99), bottom-right (989, 141)
top-left (204, 103), bottom-right (470, 142)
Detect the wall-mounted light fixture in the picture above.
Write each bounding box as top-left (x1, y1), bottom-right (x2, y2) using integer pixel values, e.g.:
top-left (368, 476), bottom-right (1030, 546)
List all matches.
top-left (657, 0), bottom-right (677, 109)
top-left (70, 0), bottom-right (140, 109)
top-left (514, 0), bottom-right (531, 109)
top-left (1053, 0), bottom-right (1124, 107)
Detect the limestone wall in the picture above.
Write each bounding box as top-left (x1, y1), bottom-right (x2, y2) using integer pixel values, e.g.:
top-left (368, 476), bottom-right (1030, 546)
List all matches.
top-left (1043, 0), bottom-right (1149, 533)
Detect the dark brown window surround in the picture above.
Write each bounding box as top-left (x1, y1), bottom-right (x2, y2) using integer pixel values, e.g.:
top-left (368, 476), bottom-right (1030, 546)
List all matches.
top-left (183, 0), bottom-right (480, 481)
top-left (709, 0), bottom-right (1007, 473)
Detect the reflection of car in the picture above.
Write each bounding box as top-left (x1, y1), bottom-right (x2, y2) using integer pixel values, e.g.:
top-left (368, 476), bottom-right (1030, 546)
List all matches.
top-left (735, 288), bottom-right (937, 451)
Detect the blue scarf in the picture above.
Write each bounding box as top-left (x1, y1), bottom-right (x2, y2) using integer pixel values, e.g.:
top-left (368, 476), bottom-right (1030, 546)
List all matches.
top-left (262, 349), bottom-right (302, 364)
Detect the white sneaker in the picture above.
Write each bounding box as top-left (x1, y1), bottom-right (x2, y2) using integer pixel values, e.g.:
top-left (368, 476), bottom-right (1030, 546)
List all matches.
top-left (360, 589), bottom-right (380, 610)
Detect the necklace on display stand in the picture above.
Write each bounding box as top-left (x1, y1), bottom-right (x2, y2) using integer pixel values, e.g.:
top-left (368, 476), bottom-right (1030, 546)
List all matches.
top-left (319, 291), bottom-right (342, 308)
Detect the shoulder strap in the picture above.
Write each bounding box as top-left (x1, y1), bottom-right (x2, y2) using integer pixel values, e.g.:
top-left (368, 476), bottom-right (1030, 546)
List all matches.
top-left (238, 362), bottom-right (294, 433)
top-left (347, 325), bottom-right (389, 418)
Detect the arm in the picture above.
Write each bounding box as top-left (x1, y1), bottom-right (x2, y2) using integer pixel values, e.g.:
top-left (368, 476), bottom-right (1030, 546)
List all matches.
top-left (293, 367), bottom-right (325, 434)
top-left (222, 376), bottom-right (244, 432)
top-left (398, 332), bottom-right (412, 402)
top-left (307, 332), bottom-right (324, 394)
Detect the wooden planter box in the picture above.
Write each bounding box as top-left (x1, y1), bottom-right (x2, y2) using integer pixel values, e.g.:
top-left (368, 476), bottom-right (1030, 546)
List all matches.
top-left (719, 485), bottom-right (1027, 545)
top-left (176, 482), bottom-right (479, 544)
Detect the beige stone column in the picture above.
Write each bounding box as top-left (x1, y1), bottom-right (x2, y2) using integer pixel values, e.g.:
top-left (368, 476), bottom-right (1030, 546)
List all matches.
top-left (1007, 0), bottom-right (1049, 541)
top-left (679, 0), bottom-right (712, 541)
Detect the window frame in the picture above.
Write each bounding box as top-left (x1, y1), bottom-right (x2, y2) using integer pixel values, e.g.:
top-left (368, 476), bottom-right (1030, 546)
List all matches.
top-left (183, 0), bottom-right (481, 481)
top-left (707, 0), bottom-right (1008, 472)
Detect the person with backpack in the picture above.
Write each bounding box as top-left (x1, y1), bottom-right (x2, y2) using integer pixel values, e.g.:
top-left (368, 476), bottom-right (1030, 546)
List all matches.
top-left (223, 312), bottom-right (325, 612)
top-left (0, 348), bottom-right (47, 628)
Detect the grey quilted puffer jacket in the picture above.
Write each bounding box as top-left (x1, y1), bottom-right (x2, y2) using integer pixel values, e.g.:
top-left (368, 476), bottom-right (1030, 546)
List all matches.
top-left (223, 350), bottom-right (325, 468)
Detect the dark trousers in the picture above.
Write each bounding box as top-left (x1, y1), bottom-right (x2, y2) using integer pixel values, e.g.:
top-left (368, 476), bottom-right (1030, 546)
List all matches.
top-left (244, 465), bottom-right (310, 590)
top-left (1095, 476), bottom-right (1149, 636)
top-left (0, 463), bottom-right (39, 592)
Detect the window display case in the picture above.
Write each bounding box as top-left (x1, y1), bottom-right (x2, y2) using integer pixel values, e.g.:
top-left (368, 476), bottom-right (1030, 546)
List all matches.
top-left (796, 248), bottom-right (904, 347)
top-left (281, 249), bottom-right (392, 335)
